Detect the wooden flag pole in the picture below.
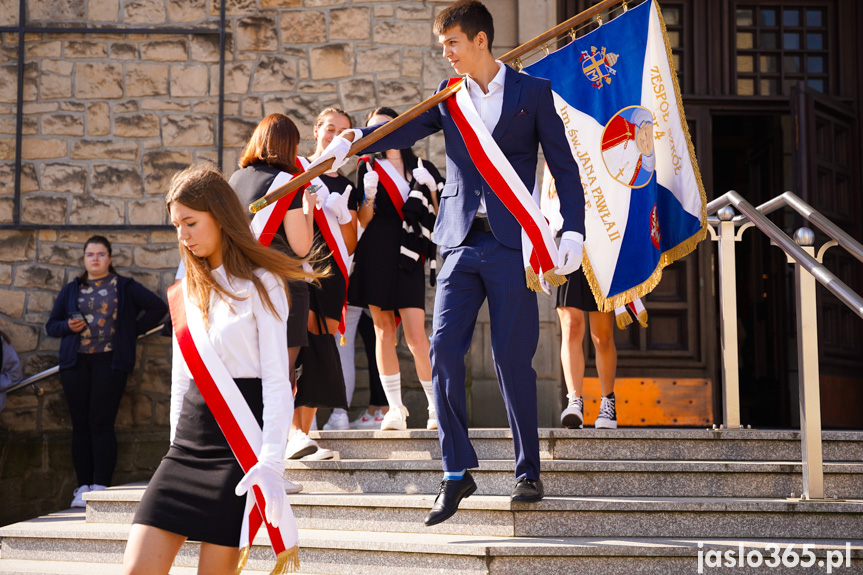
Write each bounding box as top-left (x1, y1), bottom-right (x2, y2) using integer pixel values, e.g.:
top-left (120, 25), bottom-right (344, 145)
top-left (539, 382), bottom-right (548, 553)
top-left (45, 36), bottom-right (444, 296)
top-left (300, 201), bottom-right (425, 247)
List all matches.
top-left (249, 0), bottom-right (622, 214)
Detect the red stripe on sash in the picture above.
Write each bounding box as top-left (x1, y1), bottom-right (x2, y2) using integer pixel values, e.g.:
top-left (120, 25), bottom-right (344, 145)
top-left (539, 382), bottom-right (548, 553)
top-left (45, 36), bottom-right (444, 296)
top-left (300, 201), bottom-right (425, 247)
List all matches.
top-left (168, 282), bottom-right (287, 556)
top-left (257, 159), bottom-right (308, 248)
top-left (373, 161), bottom-right (405, 220)
top-left (313, 208), bottom-right (350, 336)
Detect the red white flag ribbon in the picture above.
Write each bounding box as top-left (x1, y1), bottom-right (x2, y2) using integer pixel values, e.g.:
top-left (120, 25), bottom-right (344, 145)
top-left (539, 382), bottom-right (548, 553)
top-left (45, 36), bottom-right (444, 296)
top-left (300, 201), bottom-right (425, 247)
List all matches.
top-left (168, 281), bottom-right (299, 574)
top-left (444, 77), bottom-right (564, 291)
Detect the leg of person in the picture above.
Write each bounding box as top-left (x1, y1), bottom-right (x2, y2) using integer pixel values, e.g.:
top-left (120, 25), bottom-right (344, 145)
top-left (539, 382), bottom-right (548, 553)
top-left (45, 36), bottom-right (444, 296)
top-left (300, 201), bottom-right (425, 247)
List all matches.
top-left (60, 358), bottom-right (94, 505)
top-left (328, 305), bottom-right (362, 430)
top-left (196, 541), bottom-right (242, 575)
top-left (557, 306), bottom-right (587, 429)
top-left (122, 524), bottom-right (186, 575)
top-left (590, 311), bottom-right (618, 429)
top-left (370, 306), bottom-right (408, 430)
top-left (399, 307), bottom-right (436, 429)
top-left (362, 309), bottom-right (388, 415)
top-left (88, 352), bottom-right (128, 488)
top-left (481, 238), bottom-right (542, 501)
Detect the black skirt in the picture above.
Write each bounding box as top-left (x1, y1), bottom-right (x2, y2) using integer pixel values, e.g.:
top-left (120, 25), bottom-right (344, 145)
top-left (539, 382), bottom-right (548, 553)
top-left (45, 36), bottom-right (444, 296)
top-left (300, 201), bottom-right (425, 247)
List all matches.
top-left (133, 378), bottom-right (263, 547)
top-left (312, 251), bottom-right (347, 322)
top-left (287, 280), bottom-right (309, 348)
top-left (556, 268), bottom-right (600, 312)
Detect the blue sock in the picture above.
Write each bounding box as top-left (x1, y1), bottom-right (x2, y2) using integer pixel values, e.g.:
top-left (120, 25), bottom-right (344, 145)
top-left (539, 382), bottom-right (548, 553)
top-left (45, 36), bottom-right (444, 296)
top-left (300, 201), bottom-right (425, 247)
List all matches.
top-left (443, 469), bottom-right (465, 480)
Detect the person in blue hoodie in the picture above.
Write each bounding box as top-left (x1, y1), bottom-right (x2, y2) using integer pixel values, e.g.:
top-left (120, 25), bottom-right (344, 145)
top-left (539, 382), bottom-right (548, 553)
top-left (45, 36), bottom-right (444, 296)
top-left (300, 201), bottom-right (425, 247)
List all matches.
top-left (47, 235), bottom-right (167, 508)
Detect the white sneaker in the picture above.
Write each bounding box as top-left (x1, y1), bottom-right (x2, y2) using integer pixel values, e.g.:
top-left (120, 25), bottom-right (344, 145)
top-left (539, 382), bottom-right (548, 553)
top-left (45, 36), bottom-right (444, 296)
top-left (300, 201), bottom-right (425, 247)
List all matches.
top-left (323, 411), bottom-right (350, 430)
top-left (285, 479), bottom-right (303, 494)
top-left (70, 485), bottom-right (91, 508)
top-left (301, 446), bottom-right (335, 460)
top-left (427, 407), bottom-right (438, 430)
top-left (350, 409), bottom-right (383, 429)
top-left (595, 393), bottom-right (618, 429)
top-left (285, 430), bottom-right (319, 459)
top-left (89, 483), bottom-right (108, 492)
top-left (560, 393), bottom-right (584, 429)
top-left (380, 405), bottom-right (409, 431)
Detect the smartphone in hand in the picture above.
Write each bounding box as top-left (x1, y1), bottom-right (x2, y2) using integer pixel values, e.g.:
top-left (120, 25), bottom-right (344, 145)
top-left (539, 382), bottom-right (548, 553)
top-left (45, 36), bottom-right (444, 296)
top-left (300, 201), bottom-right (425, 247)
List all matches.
top-left (68, 311), bottom-right (86, 323)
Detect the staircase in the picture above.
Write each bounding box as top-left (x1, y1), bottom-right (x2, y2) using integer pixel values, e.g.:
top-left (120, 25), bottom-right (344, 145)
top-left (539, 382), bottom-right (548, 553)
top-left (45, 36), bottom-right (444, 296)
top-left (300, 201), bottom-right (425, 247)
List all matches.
top-left (1, 429), bottom-right (862, 574)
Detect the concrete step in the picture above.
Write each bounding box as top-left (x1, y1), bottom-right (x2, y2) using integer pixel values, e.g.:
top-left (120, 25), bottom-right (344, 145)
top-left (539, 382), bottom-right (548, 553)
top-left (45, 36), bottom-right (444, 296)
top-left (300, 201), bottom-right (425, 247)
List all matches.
top-left (2, 513), bottom-right (861, 575)
top-left (0, 559), bottom-right (280, 574)
top-left (83, 485), bottom-right (863, 540)
top-left (308, 428), bottom-right (863, 461)
top-left (281, 458), bottom-right (863, 498)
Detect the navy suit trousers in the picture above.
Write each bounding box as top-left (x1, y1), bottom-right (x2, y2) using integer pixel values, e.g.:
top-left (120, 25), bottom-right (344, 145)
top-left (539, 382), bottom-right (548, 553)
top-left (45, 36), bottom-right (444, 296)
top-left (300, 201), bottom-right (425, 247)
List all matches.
top-left (430, 228), bottom-right (540, 481)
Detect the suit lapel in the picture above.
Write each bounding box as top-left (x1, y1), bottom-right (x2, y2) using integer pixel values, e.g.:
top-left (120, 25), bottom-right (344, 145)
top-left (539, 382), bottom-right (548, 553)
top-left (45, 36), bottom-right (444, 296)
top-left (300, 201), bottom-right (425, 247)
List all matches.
top-left (491, 66), bottom-right (522, 141)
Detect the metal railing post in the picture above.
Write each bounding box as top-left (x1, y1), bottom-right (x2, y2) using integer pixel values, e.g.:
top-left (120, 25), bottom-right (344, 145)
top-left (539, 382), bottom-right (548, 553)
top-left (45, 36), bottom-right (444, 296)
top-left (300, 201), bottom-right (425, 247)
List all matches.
top-left (714, 206), bottom-right (742, 429)
top-left (790, 228), bottom-right (824, 499)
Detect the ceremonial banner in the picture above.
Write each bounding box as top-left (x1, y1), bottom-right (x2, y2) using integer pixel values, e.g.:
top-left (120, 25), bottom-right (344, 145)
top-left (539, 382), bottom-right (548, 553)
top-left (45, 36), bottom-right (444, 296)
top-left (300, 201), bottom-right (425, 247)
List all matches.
top-left (525, 0), bottom-right (706, 311)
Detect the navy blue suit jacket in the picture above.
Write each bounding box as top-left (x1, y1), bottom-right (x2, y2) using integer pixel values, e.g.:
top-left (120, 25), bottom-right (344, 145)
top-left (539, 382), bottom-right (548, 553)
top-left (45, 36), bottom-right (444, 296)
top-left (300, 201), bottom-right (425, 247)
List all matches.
top-left (360, 65), bottom-right (584, 250)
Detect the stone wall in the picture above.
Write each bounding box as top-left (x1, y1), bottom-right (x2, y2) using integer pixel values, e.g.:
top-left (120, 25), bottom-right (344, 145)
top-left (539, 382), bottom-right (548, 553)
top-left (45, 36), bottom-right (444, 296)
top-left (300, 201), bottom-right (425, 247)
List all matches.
top-left (0, 0), bottom-right (561, 526)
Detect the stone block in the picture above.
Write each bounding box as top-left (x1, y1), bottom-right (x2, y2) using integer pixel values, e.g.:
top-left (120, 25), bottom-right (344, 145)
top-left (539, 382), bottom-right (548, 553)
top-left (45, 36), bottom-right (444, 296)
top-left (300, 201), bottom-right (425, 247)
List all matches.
top-left (379, 80), bottom-right (421, 106)
top-left (0, 263), bottom-right (11, 284)
top-left (134, 245), bottom-right (179, 269)
top-left (74, 63), bottom-right (123, 99)
top-left (303, 0), bottom-right (341, 6)
top-left (21, 195), bottom-right (67, 224)
top-left (127, 270), bottom-right (161, 292)
top-left (13, 263), bottom-right (64, 291)
top-left (237, 16), bottom-right (277, 51)
top-left (0, 317), bottom-right (39, 352)
top-left (0, 162), bottom-right (36, 197)
top-left (279, 10), bottom-right (325, 44)
top-left (223, 117), bottom-right (257, 148)
top-left (131, 392), bottom-right (154, 425)
top-left (169, 64), bottom-right (208, 97)
top-left (423, 49), bottom-right (453, 91)
top-left (115, 101), bottom-right (139, 113)
top-left (251, 55), bottom-right (297, 93)
top-left (0, 138), bottom-right (13, 161)
top-left (150, 230), bottom-right (177, 243)
top-left (28, 0), bottom-right (85, 20)
top-left (141, 99), bottom-right (188, 111)
top-left (297, 80), bottom-right (335, 94)
top-left (355, 47), bottom-right (400, 74)
top-left (339, 78), bottom-right (376, 112)
top-left (240, 96), bottom-right (262, 117)
top-left (331, 7), bottom-right (371, 40)
top-left (125, 63), bottom-right (170, 97)
top-left (0, 199), bottom-right (11, 223)
top-left (41, 114), bottom-right (84, 136)
top-left (21, 138), bottom-right (66, 159)
top-left (41, 68), bottom-right (75, 98)
top-left (37, 243), bottom-right (79, 267)
top-left (190, 35), bottom-right (222, 63)
top-left (0, 288), bottom-right (25, 317)
top-left (374, 21), bottom-right (431, 46)
top-left (41, 60), bottom-right (73, 76)
top-left (41, 163), bottom-right (87, 193)
top-left (374, 5), bottom-right (393, 17)
top-left (0, 116), bottom-right (32, 136)
top-left (65, 40), bottom-right (108, 58)
top-left (221, 62), bottom-right (253, 94)
top-left (22, 102), bottom-right (59, 114)
top-left (26, 41), bottom-right (62, 58)
top-left (262, 95), bottom-right (316, 136)
top-left (141, 39), bottom-right (188, 62)
top-left (209, 0), bottom-right (255, 17)
top-left (60, 102), bottom-right (85, 113)
top-left (87, 102), bottom-right (111, 136)
top-left (310, 44), bottom-right (354, 80)
top-left (69, 194), bottom-right (124, 225)
top-left (90, 0), bottom-right (120, 21)
top-left (143, 150), bottom-right (193, 195)
top-left (161, 115), bottom-right (214, 147)
top-left (166, 0), bottom-right (205, 22)
top-left (114, 113), bottom-right (160, 137)
top-left (123, 0), bottom-right (167, 25)
top-left (110, 42), bottom-right (138, 60)
top-left (90, 163), bottom-right (143, 198)
top-left (72, 139), bottom-right (139, 161)
top-left (260, 0), bottom-right (300, 6)
top-left (397, 5), bottom-right (433, 19)
top-left (0, 63), bottom-right (34, 104)
top-left (402, 49), bottom-right (423, 78)
top-left (129, 199), bottom-right (167, 225)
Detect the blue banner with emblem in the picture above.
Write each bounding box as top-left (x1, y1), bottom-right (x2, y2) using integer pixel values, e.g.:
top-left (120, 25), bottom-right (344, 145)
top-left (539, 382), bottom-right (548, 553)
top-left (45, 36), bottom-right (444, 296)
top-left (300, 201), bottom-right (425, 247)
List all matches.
top-left (525, 0), bottom-right (706, 311)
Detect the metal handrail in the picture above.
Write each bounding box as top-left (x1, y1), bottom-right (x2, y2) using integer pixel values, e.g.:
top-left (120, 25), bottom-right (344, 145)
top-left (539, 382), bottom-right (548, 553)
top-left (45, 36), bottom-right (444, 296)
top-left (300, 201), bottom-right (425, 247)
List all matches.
top-left (708, 191), bottom-right (863, 265)
top-left (707, 191), bottom-right (863, 319)
top-left (5, 323), bottom-right (168, 396)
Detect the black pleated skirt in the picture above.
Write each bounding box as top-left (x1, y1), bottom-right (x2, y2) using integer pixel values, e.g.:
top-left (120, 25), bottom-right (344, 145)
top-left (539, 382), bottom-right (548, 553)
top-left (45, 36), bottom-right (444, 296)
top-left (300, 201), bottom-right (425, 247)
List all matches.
top-left (556, 268), bottom-right (600, 312)
top-left (133, 378), bottom-right (263, 547)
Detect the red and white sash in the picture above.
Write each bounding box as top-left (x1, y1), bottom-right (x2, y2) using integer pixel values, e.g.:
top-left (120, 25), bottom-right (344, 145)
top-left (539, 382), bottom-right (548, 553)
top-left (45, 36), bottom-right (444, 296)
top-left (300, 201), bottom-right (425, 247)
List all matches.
top-left (250, 160), bottom-right (307, 249)
top-left (168, 281), bottom-right (299, 574)
top-left (297, 157), bottom-right (352, 342)
top-left (614, 296), bottom-right (648, 330)
top-left (371, 157), bottom-right (410, 220)
top-left (444, 77), bottom-right (565, 291)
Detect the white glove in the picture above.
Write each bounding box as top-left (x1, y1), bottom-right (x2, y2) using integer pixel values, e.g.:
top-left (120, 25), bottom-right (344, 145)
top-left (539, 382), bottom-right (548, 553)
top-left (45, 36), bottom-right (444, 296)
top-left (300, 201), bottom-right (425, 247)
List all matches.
top-left (539, 274), bottom-right (551, 295)
top-left (312, 185), bottom-right (329, 209)
top-left (412, 158), bottom-right (436, 190)
top-left (308, 135), bottom-right (352, 172)
top-left (362, 163), bottom-right (378, 200)
top-left (556, 232), bottom-right (584, 275)
top-left (325, 186), bottom-right (353, 225)
top-left (235, 459), bottom-right (286, 527)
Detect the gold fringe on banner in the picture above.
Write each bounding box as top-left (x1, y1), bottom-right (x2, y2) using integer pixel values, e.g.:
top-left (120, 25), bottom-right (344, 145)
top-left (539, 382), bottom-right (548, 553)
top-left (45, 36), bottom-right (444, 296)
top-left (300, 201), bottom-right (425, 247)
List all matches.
top-left (235, 546), bottom-right (250, 575)
top-left (270, 546), bottom-right (300, 575)
top-left (636, 308), bottom-right (648, 327)
top-left (525, 266), bottom-right (542, 292)
top-left (340, 334), bottom-right (346, 346)
top-left (616, 311), bottom-right (633, 330)
top-left (544, 268), bottom-right (568, 287)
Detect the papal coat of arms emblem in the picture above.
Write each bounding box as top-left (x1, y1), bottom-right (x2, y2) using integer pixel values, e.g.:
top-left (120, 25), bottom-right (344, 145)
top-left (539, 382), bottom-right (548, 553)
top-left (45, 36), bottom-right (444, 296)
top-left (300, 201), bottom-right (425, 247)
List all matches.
top-left (579, 46), bottom-right (619, 89)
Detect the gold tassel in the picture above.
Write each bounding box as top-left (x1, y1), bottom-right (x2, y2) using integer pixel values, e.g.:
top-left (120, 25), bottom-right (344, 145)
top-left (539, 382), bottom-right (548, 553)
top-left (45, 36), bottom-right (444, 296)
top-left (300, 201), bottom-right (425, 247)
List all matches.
top-left (616, 312), bottom-right (632, 330)
top-left (636, 308), bottom-right (649, 328)
top-left (525, 266), bottom-right (542, 293)
top-left (270, 546), bottom-right (300, 575)
top-left (235, 546), bottom-right (250, 575)
top-left (340, 334), bottom-right (346, 346)
top-left (543, 268), bottom-right (568, 287)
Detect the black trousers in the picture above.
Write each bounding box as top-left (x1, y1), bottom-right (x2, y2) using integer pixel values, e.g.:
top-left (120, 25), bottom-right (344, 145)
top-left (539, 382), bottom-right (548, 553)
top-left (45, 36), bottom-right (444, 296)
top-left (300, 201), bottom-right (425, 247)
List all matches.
top-left (60, 352), bottom-right (128, 486)
top-left (358, 310), bottom-right (387, 407)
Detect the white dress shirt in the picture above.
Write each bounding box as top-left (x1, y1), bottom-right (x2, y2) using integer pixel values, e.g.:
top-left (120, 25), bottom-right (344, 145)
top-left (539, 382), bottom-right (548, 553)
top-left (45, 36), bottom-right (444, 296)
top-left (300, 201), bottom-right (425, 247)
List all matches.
top-left (170, 266), bottom-right (292, 464)
top-left (465, 61), bottom-right (507, 216)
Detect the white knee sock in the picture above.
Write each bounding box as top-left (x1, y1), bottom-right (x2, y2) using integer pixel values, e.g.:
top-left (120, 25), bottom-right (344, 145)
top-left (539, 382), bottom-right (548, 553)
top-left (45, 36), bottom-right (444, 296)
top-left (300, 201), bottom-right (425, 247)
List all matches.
top-left (380, 373), bottom-right (403, 407)
top-left (419, 379), bottom-right (435, 411)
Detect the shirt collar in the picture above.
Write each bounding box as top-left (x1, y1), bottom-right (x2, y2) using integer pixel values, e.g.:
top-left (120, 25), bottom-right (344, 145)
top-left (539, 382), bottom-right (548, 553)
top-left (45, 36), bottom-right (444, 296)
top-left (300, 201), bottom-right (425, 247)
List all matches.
top-left (465, 60), bottom-right (506, 96)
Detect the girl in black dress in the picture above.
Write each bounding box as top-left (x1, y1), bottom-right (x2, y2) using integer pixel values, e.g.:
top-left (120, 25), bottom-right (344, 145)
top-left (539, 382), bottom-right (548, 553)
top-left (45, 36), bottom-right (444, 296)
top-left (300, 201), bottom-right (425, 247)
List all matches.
top-left (348, 107), bottom-right (442, 431)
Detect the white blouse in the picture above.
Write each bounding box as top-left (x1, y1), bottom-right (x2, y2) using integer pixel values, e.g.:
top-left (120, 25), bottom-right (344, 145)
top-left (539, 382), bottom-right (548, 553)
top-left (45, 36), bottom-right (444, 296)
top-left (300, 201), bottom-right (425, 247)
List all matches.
top-left (170, 266), bottom-right (292, 464)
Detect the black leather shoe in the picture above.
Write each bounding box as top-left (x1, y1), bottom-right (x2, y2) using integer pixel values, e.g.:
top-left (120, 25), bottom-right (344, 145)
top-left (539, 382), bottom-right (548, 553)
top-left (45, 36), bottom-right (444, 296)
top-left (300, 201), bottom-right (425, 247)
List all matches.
top-left (424, 471), bottom-right (477, 526)
top-left (511, 477), bottom-right (544, 502)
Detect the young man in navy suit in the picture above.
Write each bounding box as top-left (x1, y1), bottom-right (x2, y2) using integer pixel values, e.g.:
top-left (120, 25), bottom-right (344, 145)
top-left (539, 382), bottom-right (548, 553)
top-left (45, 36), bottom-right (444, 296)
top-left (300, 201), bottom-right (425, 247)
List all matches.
top-left (314, 0), bottom-right (585, 525)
